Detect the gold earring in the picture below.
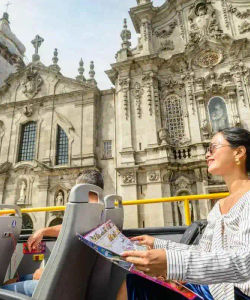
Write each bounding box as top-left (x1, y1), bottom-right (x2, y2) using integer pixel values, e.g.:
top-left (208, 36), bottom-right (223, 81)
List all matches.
top-left (235, 157), bottom-right (241, 165)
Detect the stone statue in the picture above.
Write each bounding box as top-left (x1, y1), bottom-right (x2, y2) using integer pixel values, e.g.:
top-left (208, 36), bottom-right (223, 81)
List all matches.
top-left (56, 191), bottom-right (64, 206)
top-left (18, 181), bottom-right (27, 203)
top-left (210, 103), bottom-right (228, 132)
top-left (194, 3), bottom-right (210, 36)
top-left (187, 0), bottom-right (227, 48)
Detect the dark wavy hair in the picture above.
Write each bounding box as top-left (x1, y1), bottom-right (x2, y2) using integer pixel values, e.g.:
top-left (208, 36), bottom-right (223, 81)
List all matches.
top-left (76, 169), bottom-right (104, 189)
top-left (218, 127), bottom-right (250, 172)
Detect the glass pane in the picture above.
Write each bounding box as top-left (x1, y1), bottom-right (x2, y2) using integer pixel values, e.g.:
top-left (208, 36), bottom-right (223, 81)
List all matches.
top-left (18, 121), bottom-right (37, 162)
top-left (56, 126), bottom-right (68, 165)
top-left (103, 140), bottom-right (112, 159)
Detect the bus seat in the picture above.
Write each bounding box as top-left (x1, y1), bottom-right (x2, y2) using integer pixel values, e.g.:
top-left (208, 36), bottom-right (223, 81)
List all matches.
top-left (102, 195), bottom-right (123, 230)
top-left (0, 205), bottom-right (22, 286)
top-left (85, 195), bottom-right (124, 300)
top-left (32, 184), bottom-right (104, 300)
top-left (0, 289), bottom-right (30, 300)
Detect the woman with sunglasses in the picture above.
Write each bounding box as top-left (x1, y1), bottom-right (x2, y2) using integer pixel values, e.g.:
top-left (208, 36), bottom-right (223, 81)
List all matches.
top-left (119, 127), bottom-right (250, 300)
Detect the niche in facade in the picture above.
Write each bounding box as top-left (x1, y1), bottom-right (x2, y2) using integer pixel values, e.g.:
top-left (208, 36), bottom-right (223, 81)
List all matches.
top-left (54, 190), bottom-right (65, 206)
top-left (208, 96), bottom-right (229, 132)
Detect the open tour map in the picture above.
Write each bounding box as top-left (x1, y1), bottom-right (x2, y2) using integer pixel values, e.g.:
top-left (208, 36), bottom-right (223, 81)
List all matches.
top-left (77, 220), bottom-right (203, 300)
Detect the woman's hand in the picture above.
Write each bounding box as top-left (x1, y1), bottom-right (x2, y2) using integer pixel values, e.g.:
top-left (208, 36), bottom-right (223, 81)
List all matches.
top-left (122, 249), bottom-right (167, 277)
top-left (130, 235), bottom-right (155, 249)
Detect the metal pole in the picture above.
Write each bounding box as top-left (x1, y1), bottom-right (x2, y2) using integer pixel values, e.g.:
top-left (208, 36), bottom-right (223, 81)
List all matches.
top-left (184, 198), bottom-right (191, 226)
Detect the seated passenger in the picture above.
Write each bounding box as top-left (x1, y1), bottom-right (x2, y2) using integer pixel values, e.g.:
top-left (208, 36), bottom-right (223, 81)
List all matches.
top-left (118, 128), bottom-right (250, 300)
top-left (1, 168), bottom-right (104, 297)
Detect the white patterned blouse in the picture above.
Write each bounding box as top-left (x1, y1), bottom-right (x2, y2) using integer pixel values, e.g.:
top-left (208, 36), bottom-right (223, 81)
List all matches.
top-left (154, 190), bottom-right (250, 300)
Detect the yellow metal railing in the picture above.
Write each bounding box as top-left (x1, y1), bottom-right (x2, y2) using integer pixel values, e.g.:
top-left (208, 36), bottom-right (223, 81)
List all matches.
top-left (0, 193), bottom-right (229, 226)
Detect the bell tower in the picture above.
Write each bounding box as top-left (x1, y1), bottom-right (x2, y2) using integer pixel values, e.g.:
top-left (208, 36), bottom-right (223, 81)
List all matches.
top-left (0, 11), bottom-right (25, 86)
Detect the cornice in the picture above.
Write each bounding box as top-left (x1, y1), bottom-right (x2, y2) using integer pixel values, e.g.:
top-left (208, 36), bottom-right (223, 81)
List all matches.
top-left (0, 87), bottom-right (100, 109)
top-left (129, 2), bottom-right (157, 33)
top-left (0, 62), bottom-right (98, 96)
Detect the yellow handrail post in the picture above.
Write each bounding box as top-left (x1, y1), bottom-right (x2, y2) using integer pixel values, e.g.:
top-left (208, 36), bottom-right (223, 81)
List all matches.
top-left (184, 198), bottom-right (191, 226)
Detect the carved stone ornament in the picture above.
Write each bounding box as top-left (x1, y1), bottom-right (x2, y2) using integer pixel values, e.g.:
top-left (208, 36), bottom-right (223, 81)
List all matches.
top-left (122, 172), bottom-right (136, 184)
top-left (148, 171), bottom-right (160, 182)
top-left (0, 162), bottom-right (12, 174)
top-left (22, 68), bottom-right (43, 99)
top-left (119, 78), bottom-right (130, 119)
top-left (195, 49), bottom-right (222, 68)
top-left (228, 5), bottom-right (250, 19)
top-left (23, 104), bottom-right (33, 117)
top-left (178, 11), bottom-right (185, 39)
top-left (239, 21), bottom-right (250, 34)
top-left (153, 20), bottom-right (178, 38)
top-left (187, 0), bottom-right (229, 49)
top-left (142, 73), bottom-right (153, 116)
top-left (133, 82), bottom-right (143, 118)
top-left (221, 0), bottom-right (230, 29)
top-left (162, 170), bottom-right (173, 183)
top-left (160, 40), bottom-right (174, 51)
top-left (201, 119), bottom-right (210, 139)
top-left (159, 128), bottom-right (170, 146)
top-left (174, 176), bottom-right (191, 192)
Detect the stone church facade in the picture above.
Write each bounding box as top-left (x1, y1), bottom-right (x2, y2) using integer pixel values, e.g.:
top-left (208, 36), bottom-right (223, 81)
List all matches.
top-left (0, 0), bottom-right (250, 230)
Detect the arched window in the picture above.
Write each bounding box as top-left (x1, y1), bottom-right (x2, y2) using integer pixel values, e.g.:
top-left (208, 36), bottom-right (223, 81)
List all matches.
top-left (49, 218), bottom-right (63, 227)
top-left (56, 125), bottom-right (68, 165)
top-left (208, 97), bottom-right (229, 132)
top-left (22, 213), bottom-right (33, 230)
top-left (18, 121), bottom-right (37, 162)
top-left (162, 94), bottom-right (184, 143)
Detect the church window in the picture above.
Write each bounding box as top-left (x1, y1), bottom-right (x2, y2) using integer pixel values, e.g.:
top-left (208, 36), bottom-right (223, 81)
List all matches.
top-left (18, 121), bottom-right (37, 162)
top-left (49, 218), bottom-right (63, 227)
top-left (22, 213), bottom-right (33, 230)
top-left (56, 126), bottom-right (68, 165)
top-left (208, 97), bottom-right (229, 132)
top-left (103, 140), bottom-right (112, 159)
top-left (162, 95), bottom-right (184, 143)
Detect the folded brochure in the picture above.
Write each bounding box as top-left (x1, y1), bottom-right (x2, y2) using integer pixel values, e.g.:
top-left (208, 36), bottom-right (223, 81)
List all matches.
top-left (77, 220), bottom-right (203, 300)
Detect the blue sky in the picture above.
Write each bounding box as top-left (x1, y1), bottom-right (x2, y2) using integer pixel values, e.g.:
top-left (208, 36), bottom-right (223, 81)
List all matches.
top-left (0, 0), bottom-right (165, 89)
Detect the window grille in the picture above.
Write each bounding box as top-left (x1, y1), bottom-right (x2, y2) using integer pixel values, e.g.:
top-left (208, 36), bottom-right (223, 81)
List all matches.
top-left (18, 121), bottom-right (37, 162)
top-left (56, 126), bottom-right (68, 165)
top-left (103, 140), bottom-right (112, 159)
top-left (163, 95), bottom-right (184, 143)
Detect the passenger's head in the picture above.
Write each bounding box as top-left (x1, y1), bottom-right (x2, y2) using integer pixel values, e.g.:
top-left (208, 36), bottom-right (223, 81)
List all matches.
top-left (76, 169), bottom-right (104, 203)
top-left (206, 127), bottom-right (250, 176)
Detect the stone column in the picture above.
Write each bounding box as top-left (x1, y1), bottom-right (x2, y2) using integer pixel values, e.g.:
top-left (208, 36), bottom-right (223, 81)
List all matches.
top-left (119, 76), bottom-right (135, 165)
top-left (120, 169), bottom-right (138, 228)
top-left (227, 88), bottom-right (240, 126)
top-left (35, 175), bottom-right (50, 230)
top-left (143, 170), bottom-right (164, 227)
top-left (140, 18), bottom-right (153, 55)
top-left (142, 72), bottom-right (159, 148)
top-left (162, 170), bottom-right (174, 226)
top-left (0, 174), bottom-right (7, 204)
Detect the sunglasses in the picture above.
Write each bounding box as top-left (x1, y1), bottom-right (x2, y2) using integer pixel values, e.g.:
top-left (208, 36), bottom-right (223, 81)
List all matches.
top-left (206, 144), bottom-right (231, 155)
